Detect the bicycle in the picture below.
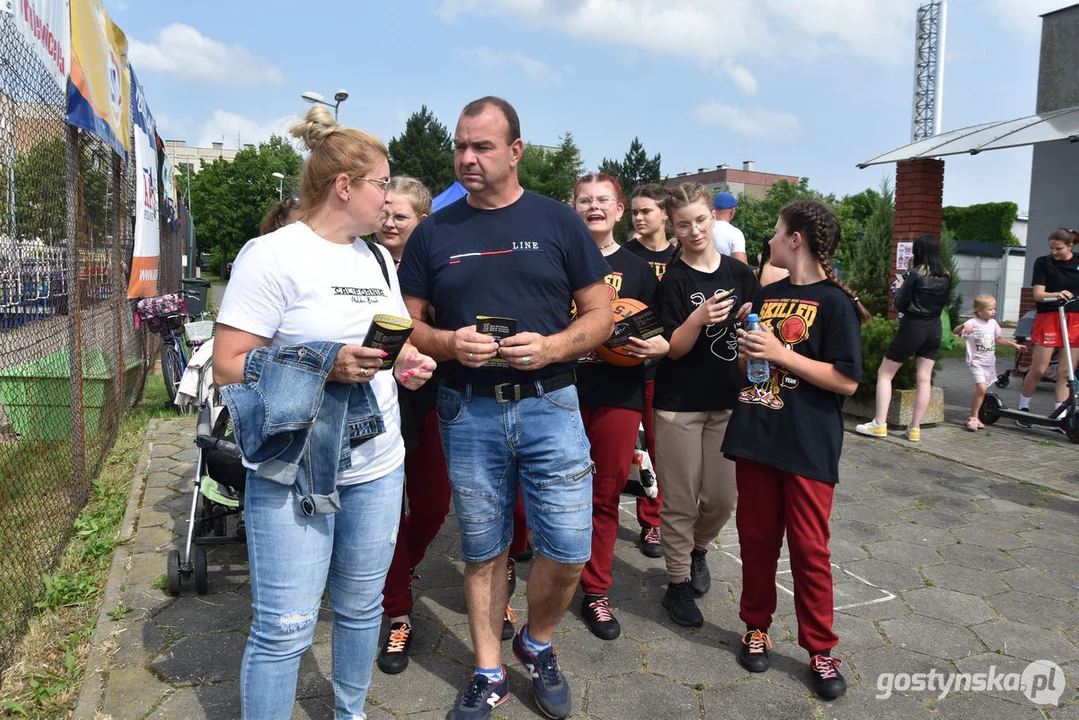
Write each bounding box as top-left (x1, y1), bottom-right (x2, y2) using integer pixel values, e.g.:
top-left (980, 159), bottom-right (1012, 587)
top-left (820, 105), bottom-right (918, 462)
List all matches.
top-left (135, 292), bottom-right (214, 413)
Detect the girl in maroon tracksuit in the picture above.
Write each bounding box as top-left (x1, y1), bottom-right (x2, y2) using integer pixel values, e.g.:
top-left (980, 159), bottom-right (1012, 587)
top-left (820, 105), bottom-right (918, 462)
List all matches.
top-left (572, 173), bottom-right (669, 640)
top-left (722, 200), bottom-right (868, 701)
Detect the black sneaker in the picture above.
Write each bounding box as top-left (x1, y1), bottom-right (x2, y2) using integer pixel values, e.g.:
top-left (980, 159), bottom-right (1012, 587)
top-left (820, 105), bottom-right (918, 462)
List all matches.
top-left (376, 622), bottom-right (412, 675)
top-left (581, 594), bottom-right (621, 640)
top-left (507, 558), bottom-right (517, 597)
top-left (738, 628), bottom-right (773, 673)
top-left (690, 548), bottom-right (711, 596)
top-left (639, 527), bottom-right (663, 558)
top-left (512, 540), bottom-right (534, 563)
top-left (809, 654), bottom-right (847, 700)
top-left (661, 579), bottom-right (704, 627)
top-left (502, 605), bottom-right (516, 642)
top-left (513, 628), bottom-right (572, 719)
top-left (1016, 407), bottom-right (1033, 428)
top-left (447, 668), bottom-right (510, 719)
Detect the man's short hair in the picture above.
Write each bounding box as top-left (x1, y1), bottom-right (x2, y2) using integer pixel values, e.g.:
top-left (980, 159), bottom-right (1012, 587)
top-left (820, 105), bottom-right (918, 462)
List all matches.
top-left (461, 96), bottom-right (521, 145)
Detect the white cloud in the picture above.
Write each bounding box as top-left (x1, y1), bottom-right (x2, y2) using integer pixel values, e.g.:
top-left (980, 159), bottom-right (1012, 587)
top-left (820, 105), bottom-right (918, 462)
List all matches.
top-left (984, 0), bottom-right (1068, 33)
top-left (108, 0), bottom-right (128, 11)
top-left (194, 110), bottom-right (298, 150)
top-left (456, 47), bottom-right (562, 84)
top-left (129, 24), bottom-right (284, 85)
top-left (437, 0), bottom-right (916, 89)
top-left (693, 101), bottom-right (799, 139)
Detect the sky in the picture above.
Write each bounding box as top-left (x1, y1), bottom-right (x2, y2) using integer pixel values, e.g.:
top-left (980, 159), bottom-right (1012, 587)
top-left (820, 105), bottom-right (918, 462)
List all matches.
top-left (106, 0), bottom-right (1071, 213)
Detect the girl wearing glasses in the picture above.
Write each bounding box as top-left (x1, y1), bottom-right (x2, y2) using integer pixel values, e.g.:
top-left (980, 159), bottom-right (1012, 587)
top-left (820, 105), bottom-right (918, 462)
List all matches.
top-left (570, 173), bottom-right (669, 641)
top-left (652, 182), bottom-right (757, 630)
top-left (375, 177), bottom-right (431, 267)
top-left (213, 106), bottom-right (435, 719)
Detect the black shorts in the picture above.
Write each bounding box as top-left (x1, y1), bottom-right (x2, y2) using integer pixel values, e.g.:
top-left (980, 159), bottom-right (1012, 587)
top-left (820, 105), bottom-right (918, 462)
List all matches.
top-left (885, 315), bottom-right (942, 362)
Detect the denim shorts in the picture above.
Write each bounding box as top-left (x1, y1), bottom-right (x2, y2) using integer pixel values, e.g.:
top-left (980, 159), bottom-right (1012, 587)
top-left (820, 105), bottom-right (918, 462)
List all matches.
top-left (436, 383), bottom-right (594, 564)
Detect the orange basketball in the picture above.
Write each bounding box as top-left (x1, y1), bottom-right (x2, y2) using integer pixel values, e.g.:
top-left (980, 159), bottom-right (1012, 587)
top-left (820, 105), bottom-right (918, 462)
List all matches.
top-left (596, 298), bottom-right (649, 367)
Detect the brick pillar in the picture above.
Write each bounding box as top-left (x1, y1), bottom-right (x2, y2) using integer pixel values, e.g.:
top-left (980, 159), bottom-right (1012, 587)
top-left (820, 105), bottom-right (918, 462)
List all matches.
top-left (1018, 287), bottom-right (1036, 318)
top-left (891, 158), bottom-right (945, 319)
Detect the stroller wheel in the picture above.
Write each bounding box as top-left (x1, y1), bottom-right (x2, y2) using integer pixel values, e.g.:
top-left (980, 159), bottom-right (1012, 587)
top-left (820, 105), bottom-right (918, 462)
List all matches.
top-left (167, 549), bottom-right (182, 596)
top-left (1065, 413), bottom-right (1079, 444)
top-left (193, 547), bottom-right (209, 595)
top-left (979, 394), bottom-right (1003, 425)
top-left (995, 373), bottom-right (1010, 389)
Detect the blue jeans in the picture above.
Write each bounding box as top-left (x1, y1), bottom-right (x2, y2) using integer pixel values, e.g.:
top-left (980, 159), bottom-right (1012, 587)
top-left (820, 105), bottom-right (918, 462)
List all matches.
top-left (436, 383), bottom-right (593, 564)
top-left (240, 465), bottom-right (404, 720)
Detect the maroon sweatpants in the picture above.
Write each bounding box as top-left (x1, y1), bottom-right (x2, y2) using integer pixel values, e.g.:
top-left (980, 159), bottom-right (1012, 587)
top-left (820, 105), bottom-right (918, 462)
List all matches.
top-left (735, 457), bottom-right (839, 654)
top-left (636, 379), bottom-right (662, 529)
top-left (382, 409), bottom-right (451, 617)
top-left (579, 406), bottom-right (642, 595)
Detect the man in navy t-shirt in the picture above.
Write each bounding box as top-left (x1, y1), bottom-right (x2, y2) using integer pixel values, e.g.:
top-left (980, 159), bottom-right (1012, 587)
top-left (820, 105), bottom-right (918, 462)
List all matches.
top-left (397, 96), bottom-right (612, 720)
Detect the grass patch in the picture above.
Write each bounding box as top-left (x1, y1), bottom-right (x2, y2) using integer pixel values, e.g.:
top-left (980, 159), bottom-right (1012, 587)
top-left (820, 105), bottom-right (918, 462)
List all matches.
top-left (0, 373), bottom-right (173, 719)
top-left (1037, 440), bottom-right (1059, 448)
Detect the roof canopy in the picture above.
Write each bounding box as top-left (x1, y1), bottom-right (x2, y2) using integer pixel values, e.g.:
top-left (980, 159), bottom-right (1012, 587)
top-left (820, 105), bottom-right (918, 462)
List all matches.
top-left (858, 106), bottom-right (1079, 168)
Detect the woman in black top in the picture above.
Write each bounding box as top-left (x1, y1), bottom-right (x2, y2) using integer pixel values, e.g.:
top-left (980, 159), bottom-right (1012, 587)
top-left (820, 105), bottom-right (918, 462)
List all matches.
top-left (1018, 228), bottom-right (1079, 421)
top-left (856, 233), bottom-right (950, 442)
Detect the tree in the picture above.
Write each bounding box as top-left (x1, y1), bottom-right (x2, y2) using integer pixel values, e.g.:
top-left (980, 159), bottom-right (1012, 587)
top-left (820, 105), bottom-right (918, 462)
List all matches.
top-left (597, 137), bottom-right (662, 241)
top-left (518, 132), bottom-right (581, 202)
top-left (847, 178), bottom-right (895, 318)
top-left (186, 134), bottom-right (303, 272)
top-left (387, 106), bottom-right (455, 195)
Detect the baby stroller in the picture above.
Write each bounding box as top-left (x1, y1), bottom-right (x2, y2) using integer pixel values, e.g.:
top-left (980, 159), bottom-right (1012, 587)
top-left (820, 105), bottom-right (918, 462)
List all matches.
top-left (996, 311), bottom-right (1057, 388)
top-left (166, 339), bottom-right (248, 595)
top-left (622, 423), bottom-right (658, 499)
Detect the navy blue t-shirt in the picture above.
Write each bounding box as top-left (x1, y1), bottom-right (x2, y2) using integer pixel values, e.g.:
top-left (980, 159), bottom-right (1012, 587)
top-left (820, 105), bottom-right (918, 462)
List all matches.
top-left (397, 191), bottom-right (611, 384)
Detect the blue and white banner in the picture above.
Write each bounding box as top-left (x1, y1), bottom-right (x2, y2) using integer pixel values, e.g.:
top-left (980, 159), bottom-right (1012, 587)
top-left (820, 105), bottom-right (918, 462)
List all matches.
top-left (128, 69), bottom-right (158, 298)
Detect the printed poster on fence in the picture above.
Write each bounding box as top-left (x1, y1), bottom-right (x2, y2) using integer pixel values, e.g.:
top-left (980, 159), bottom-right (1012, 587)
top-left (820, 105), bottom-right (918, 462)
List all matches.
top-left (896, 241), bottom-right (913, 271)
top-left (12, 0), bottom-right (70, 92)
top-left (160, 148), bottom-right (178, 228)
top-left (65, 0), bottom-right (129, 157)
top-left (127, 70), bottom-right (158, 299)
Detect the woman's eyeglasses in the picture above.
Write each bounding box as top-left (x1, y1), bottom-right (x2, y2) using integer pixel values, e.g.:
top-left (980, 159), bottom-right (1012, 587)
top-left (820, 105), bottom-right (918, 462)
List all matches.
top-left (673, 216), bottom-right (712, 237)
top-left (574, 196), bottom-right (618, 209)
top-left (356, 177), bottom-right (391, 194)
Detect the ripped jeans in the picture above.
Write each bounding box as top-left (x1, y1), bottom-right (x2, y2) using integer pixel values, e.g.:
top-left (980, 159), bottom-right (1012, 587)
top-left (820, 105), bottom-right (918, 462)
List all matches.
top-left (240, 464), bottom-right (405, 720)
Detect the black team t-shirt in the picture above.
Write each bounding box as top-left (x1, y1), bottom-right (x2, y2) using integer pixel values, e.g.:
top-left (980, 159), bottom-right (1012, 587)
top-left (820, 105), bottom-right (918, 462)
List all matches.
top-left (623, 239), bottom-right (677, 280)
top-left (576, 247), bottom-right (658, 411)
top-left (1032, 254), bottom-right (1079, 314)
top-left (721, 278), bottom-right (862, 484)
top-left (397, 191), bottom-right (610, 385)
top-left (653, 256), bottom-right (760, 412)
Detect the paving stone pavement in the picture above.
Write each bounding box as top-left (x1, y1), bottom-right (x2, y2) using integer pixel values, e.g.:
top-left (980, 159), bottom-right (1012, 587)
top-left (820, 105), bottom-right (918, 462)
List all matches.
top-left (74, 410), bottom-right (1079, 720)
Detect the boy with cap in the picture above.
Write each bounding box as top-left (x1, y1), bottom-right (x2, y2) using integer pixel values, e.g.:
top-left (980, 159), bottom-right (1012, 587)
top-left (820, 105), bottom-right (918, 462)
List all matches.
top-left (712, 191), bottom-right (748, 263)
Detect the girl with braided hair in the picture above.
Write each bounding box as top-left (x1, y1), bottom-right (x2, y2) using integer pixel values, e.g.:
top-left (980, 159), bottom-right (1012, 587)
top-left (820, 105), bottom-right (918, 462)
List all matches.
top-left (721, 200), bottom-right (867, 701)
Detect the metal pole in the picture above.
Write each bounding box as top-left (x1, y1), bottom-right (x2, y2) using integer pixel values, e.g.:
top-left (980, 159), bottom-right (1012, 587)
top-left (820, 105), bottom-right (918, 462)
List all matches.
top-left (65, 125), bottom-right (87, 503)
top-left (112, 153), bottom-right (125, 414)
top-left (278, 176), bottom-right (283, 200)
top-left (934, 0), bottom-right (948, 137)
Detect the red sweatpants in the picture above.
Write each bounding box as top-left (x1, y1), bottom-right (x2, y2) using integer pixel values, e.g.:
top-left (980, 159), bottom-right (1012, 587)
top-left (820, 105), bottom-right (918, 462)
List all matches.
top-left (579, 406), bottom-right (642, 595)
top-left (382, 410), bottom-right (451, 617)
top-left (735, 457), bottom-right (839, 654)
top-left (636, 380), bottom-right (662, 529)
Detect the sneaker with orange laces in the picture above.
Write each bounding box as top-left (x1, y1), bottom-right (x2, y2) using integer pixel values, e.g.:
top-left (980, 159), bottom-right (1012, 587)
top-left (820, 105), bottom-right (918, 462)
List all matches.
top-left (502, 604), bottom-right (517, 641)
top-left (738, 628), bottom-right (772, 672)
top-left (809, 653), bottom-right (847, 700)
top-left (376, 621), bottom-right (412, 674)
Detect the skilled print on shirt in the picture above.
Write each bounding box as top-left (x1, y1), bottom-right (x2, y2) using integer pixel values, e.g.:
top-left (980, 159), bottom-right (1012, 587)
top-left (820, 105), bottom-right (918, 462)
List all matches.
top-left (332, 286), bottom-right (389, 305)
top-left (737, 297), bottom-right (819, 410)
top-left (446, 240), bottom-right (543, 266)
top-left (691, 288), bottom-right (739, 361)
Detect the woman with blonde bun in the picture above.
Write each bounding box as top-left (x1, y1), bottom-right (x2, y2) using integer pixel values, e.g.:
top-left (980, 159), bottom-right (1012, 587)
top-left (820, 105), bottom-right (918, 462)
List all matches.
top-left (214, 105), bottom-right (436, 720)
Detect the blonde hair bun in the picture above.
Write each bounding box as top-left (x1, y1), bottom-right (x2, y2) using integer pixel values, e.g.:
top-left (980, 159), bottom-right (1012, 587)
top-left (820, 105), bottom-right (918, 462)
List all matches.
top-left (290, 105), bottom-right (339, 152)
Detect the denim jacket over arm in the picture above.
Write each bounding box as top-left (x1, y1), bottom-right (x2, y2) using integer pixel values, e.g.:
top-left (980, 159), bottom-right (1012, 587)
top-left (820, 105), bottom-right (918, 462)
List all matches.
top-left (220, 341), bottom-right (386, 515)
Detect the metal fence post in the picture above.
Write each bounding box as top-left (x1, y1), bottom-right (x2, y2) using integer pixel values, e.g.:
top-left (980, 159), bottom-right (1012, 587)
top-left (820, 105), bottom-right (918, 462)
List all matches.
top-left (65, 125), bottom-right (87, 504)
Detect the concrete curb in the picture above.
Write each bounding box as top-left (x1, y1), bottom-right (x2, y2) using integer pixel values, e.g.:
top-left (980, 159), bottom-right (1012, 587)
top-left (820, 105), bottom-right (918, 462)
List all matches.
top-left (74, 419), bottom-right (160, 720)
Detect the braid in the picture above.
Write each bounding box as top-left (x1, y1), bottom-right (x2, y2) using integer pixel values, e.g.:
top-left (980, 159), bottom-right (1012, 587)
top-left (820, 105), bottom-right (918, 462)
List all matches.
top-left (781, 200), bottom-right (870, 323)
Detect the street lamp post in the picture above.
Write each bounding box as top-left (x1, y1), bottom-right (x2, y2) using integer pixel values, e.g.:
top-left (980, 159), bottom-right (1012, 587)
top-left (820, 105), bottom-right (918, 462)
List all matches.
top-left (272, 172), bottom-right (285, 200)
top-left (301, 89), bottom-right (350, 119)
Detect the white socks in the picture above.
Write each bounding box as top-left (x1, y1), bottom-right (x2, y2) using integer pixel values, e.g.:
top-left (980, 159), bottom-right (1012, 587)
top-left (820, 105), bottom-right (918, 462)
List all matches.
top-left (1018, 395), bottom-right (1032, 411)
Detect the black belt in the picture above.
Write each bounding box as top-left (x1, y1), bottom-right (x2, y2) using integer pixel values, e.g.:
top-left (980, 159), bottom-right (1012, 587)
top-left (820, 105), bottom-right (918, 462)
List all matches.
top-left (443, 371), bottom-right (576, 403)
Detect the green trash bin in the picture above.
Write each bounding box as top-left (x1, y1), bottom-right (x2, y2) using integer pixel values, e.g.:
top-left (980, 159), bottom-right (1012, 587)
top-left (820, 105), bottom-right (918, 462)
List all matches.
top-left (0, 350), bottom-right (111, 440)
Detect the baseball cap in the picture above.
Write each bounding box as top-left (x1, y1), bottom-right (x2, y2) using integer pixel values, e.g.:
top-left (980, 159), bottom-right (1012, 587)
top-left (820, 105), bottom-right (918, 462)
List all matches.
top-left (713, 192), bottom-right (738, 210)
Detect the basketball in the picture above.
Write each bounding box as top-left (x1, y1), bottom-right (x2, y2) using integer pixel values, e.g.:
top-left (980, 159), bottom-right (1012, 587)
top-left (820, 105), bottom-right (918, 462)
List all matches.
top-left (596, 298), bottom-right (649, 367)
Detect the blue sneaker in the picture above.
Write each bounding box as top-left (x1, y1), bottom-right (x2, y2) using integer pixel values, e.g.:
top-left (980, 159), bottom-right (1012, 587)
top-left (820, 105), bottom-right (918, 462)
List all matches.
top-left (446, 669), bottom-right (509, 719)
top-left (512, 629), bottom-right (572, 719)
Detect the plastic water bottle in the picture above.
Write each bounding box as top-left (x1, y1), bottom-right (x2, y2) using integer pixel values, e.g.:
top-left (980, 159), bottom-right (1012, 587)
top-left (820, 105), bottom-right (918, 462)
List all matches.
top-left (745, 314), bottom-right (771, 384)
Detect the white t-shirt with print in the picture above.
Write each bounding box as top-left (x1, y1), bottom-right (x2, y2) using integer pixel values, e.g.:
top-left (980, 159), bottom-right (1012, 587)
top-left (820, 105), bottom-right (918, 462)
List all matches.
top-left (712, 220), bottom-right (746, 257)
top-left (217, 221), bottom-right (406, 485)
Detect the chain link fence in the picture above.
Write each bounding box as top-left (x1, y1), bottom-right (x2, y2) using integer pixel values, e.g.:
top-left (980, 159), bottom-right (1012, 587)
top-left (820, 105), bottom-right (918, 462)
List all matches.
top-left (0, 12), bottom-right (187, 670)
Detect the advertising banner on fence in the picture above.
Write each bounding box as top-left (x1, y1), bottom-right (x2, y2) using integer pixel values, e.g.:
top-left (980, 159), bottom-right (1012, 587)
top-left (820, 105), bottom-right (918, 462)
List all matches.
top-left (127, 70), bottom-right (158, 299)
top-left (12, 0), bottom-right (70, 92)
top-left (65, 0), bottom-right (129, 157)
top-left (160, 147), bottom-right (178, 228)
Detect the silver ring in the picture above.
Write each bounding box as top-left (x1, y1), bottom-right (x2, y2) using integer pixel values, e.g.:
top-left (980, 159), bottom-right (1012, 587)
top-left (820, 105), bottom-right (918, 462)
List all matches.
top-left (469, 352), bottom-right (474, 361)
top-left (522, 356), bottom-right (531, 365)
